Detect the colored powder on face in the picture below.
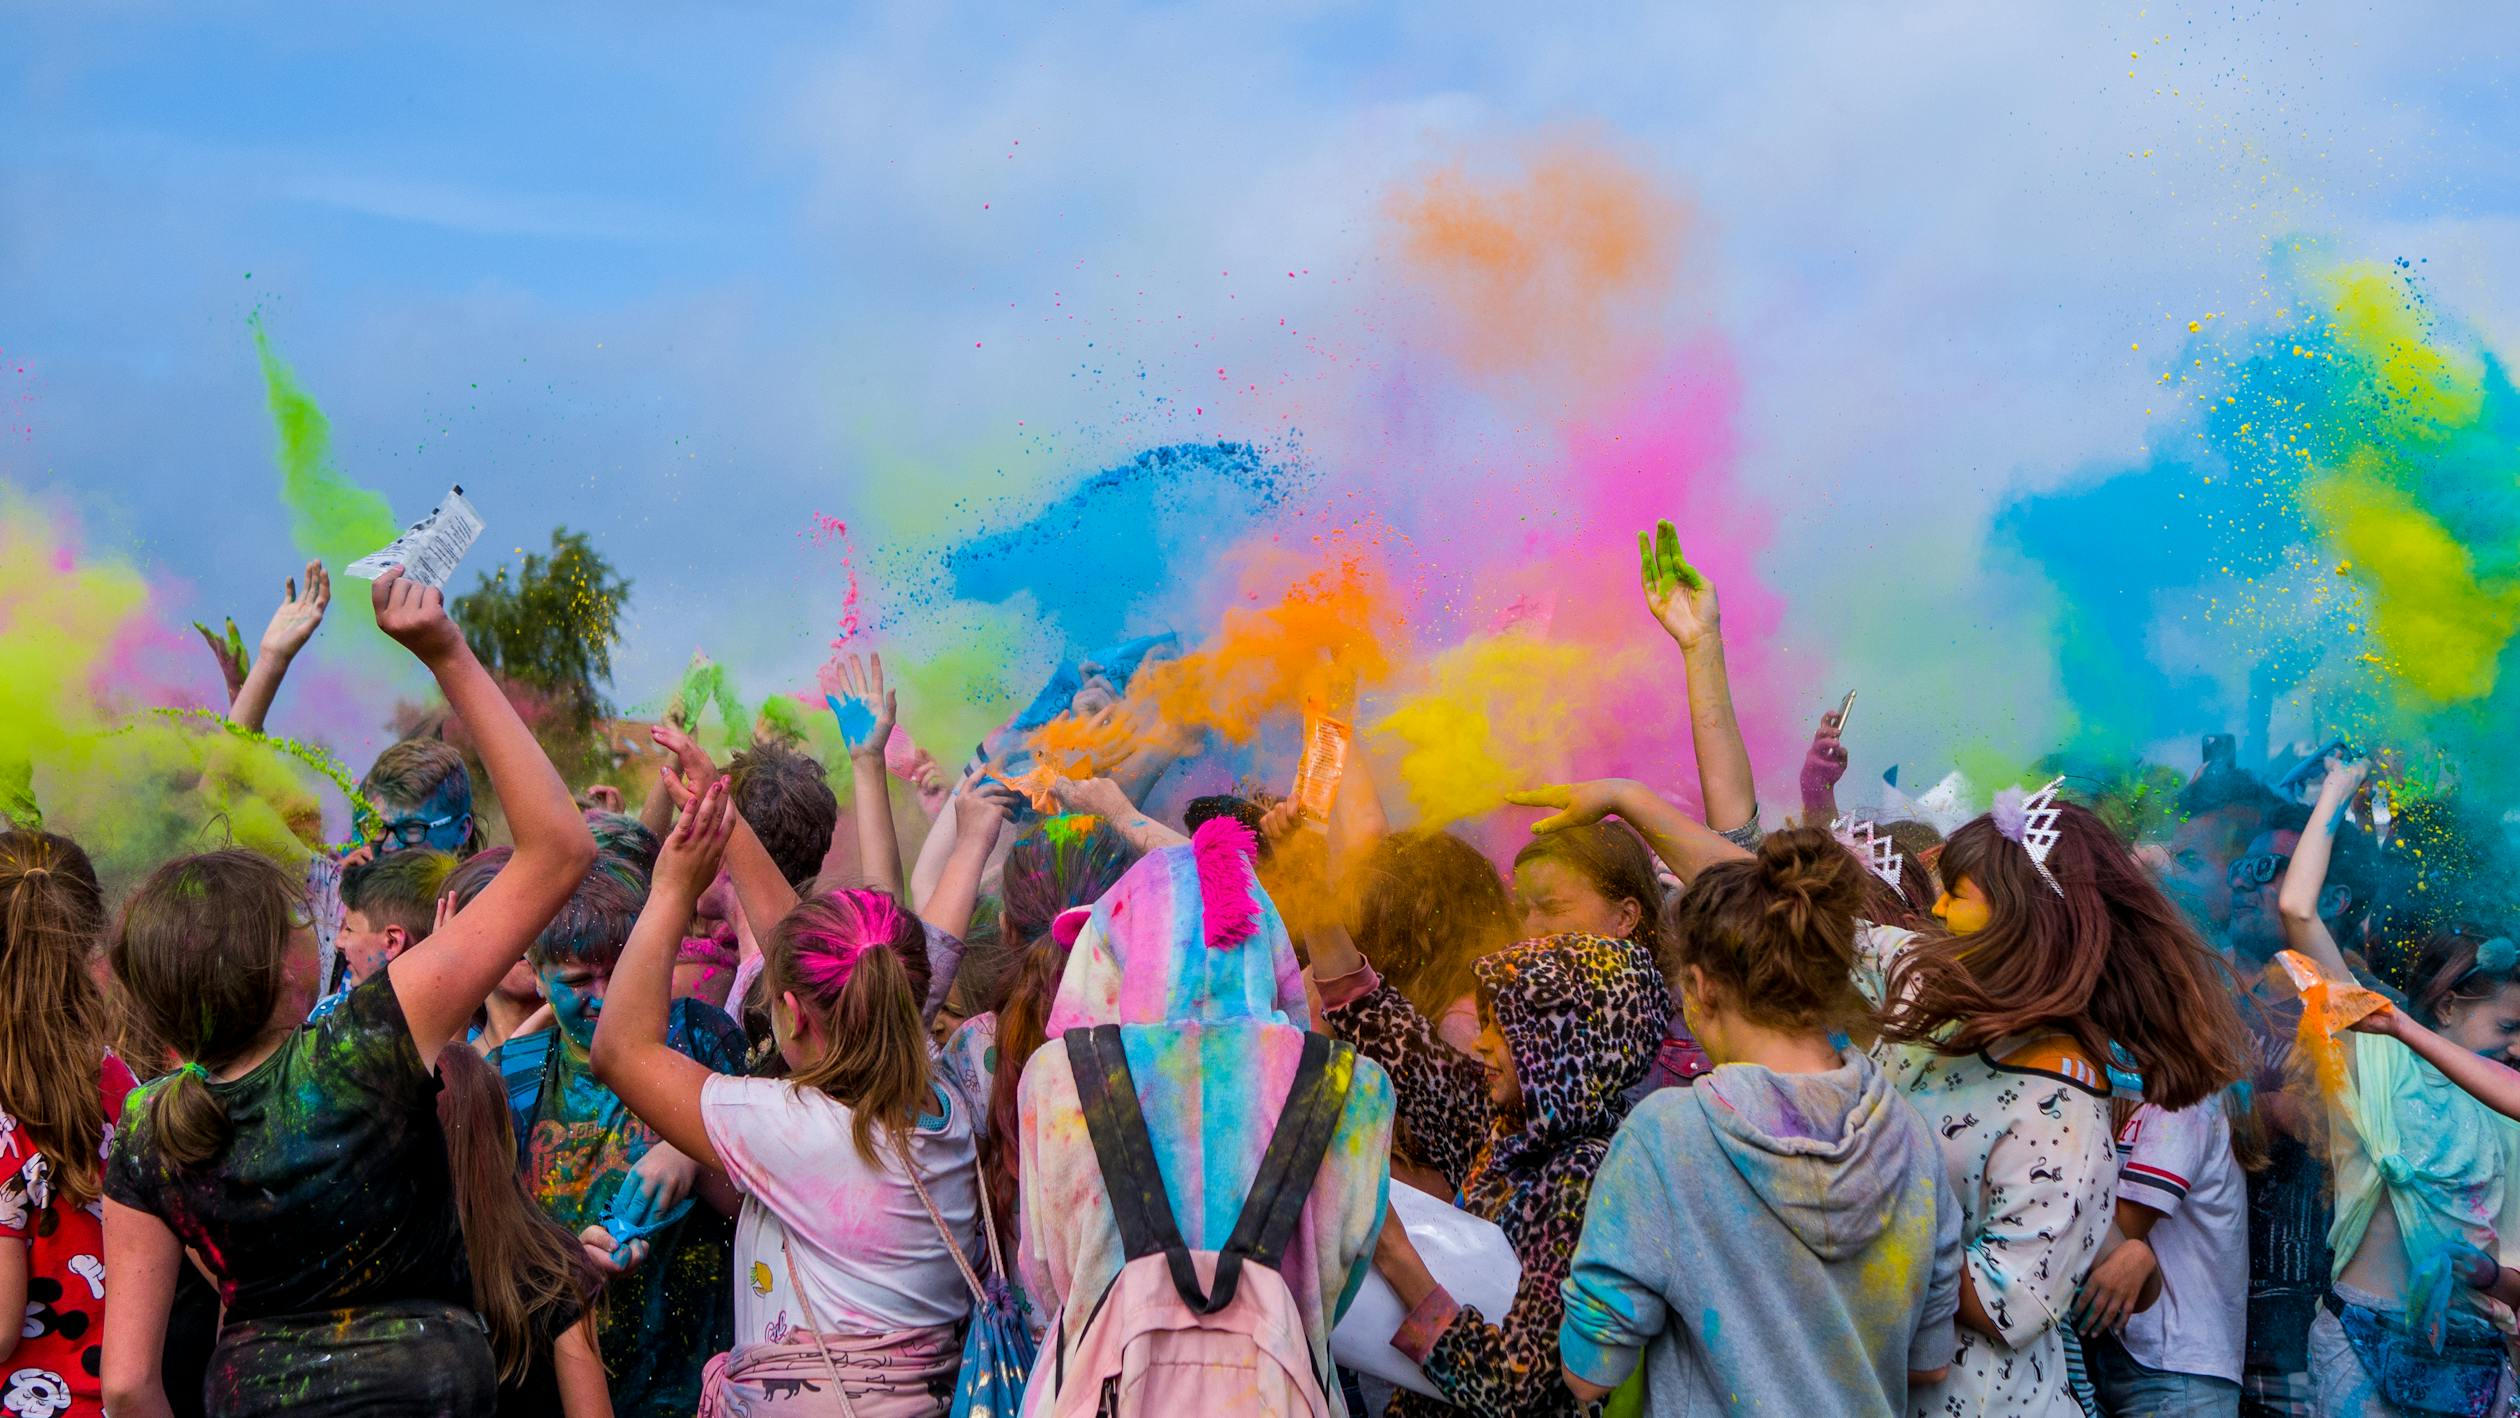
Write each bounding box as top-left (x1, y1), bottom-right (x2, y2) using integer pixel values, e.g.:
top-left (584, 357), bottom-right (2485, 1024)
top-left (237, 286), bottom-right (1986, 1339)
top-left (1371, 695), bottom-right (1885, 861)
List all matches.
top-left (250, 319), bottom-right (397, 628)
top-left (1386, 141), bottom-right (1685, 381)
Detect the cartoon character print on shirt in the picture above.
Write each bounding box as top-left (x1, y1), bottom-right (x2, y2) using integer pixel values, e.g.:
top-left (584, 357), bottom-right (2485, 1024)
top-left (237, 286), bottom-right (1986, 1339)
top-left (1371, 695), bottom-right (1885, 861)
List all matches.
top-left (525, 1112), bottom-right (659, 1220)
top-left (4, 1368), bottom-right (76, 1418)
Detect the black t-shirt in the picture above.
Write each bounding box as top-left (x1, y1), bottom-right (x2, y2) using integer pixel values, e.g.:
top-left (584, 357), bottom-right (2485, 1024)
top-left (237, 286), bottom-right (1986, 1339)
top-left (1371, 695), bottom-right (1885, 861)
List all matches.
top-left (494, 1298), bottom-right (586, 1418)
top-left (106, 972), bottom-right (473, 1321)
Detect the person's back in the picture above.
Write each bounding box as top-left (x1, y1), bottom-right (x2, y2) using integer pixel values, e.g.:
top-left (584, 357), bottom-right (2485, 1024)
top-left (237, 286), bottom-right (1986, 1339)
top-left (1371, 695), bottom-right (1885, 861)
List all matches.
top-left (1565, 1054), bottom-right (1958, 1415)
top-left (1560, 825), bottom-right (1963, 1416)
top-left (1016, 818), bottom-right (1394, 1416)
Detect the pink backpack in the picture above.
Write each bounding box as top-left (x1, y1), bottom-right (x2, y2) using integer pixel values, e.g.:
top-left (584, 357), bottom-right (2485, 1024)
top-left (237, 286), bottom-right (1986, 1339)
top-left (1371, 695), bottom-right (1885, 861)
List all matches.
top-left (1025, 1025), bottom-right (1357, 1418)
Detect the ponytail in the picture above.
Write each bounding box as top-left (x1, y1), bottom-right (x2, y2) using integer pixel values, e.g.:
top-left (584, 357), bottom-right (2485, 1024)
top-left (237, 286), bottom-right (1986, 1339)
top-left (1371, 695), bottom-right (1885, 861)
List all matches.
top-left (152, 1065), bottom-right (232, 1169)
top-left (767, 890), bottom-right (935, 1167)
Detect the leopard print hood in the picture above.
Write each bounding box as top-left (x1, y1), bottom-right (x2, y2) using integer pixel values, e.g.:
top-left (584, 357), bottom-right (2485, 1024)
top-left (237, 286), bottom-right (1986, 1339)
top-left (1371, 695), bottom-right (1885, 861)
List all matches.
top-left (1474, 931), bottom-right (1667, 1169)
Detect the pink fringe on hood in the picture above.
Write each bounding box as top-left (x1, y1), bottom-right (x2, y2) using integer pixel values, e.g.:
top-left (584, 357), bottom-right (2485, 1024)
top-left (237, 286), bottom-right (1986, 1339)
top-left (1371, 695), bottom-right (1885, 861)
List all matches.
top-left (1191, 815), bottom-right (1260, 950)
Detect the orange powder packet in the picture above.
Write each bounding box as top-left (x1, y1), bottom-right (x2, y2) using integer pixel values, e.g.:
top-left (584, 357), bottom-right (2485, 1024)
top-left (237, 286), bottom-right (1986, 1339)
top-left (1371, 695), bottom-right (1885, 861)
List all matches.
top-left (1291, 712), bottom-right (1352, 820)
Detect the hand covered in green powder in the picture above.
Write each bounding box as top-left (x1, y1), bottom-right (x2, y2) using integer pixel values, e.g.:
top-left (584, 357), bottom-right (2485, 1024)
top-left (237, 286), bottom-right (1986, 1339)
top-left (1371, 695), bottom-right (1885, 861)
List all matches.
top-left (1638, 518), bottom-right (1718, 651)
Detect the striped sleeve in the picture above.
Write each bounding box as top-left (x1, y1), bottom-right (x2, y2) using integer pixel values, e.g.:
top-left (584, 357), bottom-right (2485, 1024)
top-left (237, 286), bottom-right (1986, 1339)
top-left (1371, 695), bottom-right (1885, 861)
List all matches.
top-left (2115, 1101), bottom-right (2209, 1215)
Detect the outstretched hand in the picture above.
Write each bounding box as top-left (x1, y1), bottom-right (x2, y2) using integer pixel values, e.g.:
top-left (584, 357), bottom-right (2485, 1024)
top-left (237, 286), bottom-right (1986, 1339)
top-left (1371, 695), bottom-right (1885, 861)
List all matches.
top-left (260, 560), bottom-right (332, 661)
top-left (650, 723), bottom-right (722, 803)
top-left (370, 567), bottom-right (465, 665)
top-left (1638, 519), bottom-right (1718, 651)
top-left (828, 652), bottom-right (898, 758)
top-left (655, 779), bottom-right (738, 901)
top-left (1505, 780), bottom-right (1640, 835)
top-left (1801, 711), bottom-right (1849, 798)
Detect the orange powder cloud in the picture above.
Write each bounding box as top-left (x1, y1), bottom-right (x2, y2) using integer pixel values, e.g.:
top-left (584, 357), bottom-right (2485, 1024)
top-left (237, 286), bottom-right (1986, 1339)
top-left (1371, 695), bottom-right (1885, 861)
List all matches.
top-left (1386, 142), bottom-right (1686, 380)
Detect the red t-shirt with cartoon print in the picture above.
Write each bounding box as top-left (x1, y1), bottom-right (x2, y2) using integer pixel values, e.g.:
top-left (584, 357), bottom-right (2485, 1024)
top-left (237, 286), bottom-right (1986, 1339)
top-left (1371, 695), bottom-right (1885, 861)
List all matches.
top-left (1, 1055), bottom-right (137, 1418)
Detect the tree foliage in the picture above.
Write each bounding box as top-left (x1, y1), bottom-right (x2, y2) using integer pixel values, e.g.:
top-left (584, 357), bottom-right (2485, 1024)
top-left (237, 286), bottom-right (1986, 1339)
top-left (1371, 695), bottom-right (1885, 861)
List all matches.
top-left (452, 528), bottom-right (630, 733)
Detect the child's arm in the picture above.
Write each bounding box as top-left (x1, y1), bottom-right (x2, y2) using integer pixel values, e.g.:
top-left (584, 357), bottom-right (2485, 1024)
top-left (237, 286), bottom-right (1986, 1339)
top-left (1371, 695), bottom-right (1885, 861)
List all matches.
top-left (228, 560), bottom-right (330, 732)
top-left (2278, 755), bottom-right (2364, 983)
top-left (0, 1239), bottom-right (20, 1365)
top-left (589, 781), bottom-right (739, 1171)
top-left (377, 569), bottom-right (596, 1069)
top-left (655, 725), bottom-right (801, 937)
top-left (1326, 734), bottom-right (1388, 869)
top-left (2359, 1004), bottom-right (2520, 1121)
top-left (920, 780), bottom-right (1018, 941)
top-left (1799, 708), bottom-right (1848, 825)
top-left (99, 1200), bottom-right (183, 1418)
top-left (1640, 519), bottom-right (1758, 839)
top-left (554, 1314), bottom-right (615, 1418)
top-left (1049, 775), bottom-right (1188, 853)
top-left (1507, 778), bottom-right (1752, 884)
top-left (2070, 1198), bottom-right (2164, 1335)
top-left (831, 652), bottom-right (906, 899)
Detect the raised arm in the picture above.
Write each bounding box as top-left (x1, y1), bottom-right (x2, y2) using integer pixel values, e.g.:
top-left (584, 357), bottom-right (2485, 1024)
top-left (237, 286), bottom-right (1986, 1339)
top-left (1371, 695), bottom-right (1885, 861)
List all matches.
top-left (1799, 707), bottom-right (1848, 825)
top-left (2277, 756), bottom-right (2363, 983)
top-left (1640, 520), bottom-right (1757, 837)
top-left (228, 560), bottom-right (331, 732)
top-left (1506, 778), bottom-right (1751, 885)
top-left (654, 727), bottom-right (801, 938)
top-left (921, 780), bottom-right (1017, 941)
top-left (1049, 775), bottom-right (1188, 853)
top-left (589, 780), bottom-right (738, 1171)
top-left (831, 652), bottom-right (906, 899)
top-left (377, 567), bottom-right (596, 1068)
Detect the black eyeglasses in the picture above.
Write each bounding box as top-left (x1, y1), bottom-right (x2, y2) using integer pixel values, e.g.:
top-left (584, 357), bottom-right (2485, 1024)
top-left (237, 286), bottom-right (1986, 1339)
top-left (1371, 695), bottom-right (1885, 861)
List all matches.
top-left (2228, 852), bottom-right (2291, 890)
top-left (377, 812), bottom-right (458, 849)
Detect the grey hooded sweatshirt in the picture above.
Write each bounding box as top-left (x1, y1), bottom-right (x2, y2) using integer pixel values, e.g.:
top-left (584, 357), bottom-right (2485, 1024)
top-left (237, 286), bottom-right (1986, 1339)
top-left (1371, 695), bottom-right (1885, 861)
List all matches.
top-left (1559, 1049), bottom-right (1963, 1416)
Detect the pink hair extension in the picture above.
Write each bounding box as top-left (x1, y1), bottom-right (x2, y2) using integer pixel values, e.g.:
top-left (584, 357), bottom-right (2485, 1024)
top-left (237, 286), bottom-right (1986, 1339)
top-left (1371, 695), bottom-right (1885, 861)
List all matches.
top-left (786, 888), bottom-right (908, 999)
top-left (1191, 815), bottom-right (1260, 951)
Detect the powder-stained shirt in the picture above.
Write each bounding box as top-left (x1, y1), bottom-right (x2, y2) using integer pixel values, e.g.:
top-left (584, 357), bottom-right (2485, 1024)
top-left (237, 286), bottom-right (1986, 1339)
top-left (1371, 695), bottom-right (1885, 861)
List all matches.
top-left (105, 973), bottom-right (474, 1320)
top-left (2, 1054), bottom-right (135, 1418)
top-left (496, 997), bottom-right (747, 1418)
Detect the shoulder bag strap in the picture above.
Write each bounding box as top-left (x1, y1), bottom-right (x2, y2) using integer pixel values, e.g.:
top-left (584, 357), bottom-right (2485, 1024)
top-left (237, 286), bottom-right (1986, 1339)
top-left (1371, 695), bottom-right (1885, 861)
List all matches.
top-left (779, 1228), bottom-right (865, 1418)
top-left (1201, 1032), bottom-right (1353, 1314)
top-left (1064, 1024), bottom-right (1214, 1312)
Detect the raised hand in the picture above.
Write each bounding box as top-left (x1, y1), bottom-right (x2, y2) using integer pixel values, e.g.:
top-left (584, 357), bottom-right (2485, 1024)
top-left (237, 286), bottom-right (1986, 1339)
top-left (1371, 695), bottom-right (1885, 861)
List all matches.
top-left (259, 559), bottom-right (332, 661)
top-left (194, 618), bottom-right (250, 702)
top-left (1638, 519), bottom-right (1718, 651)
top-left (1801, 709), bottom-right (1849, 818)
top-left (370, 567), bottom-right (464, 665)
top-left (953, 779), bottom-right (1020, 851)
top-left (828, 652), bottom-right (898, 758)
top-left (1505, 779), bottom-right (1642, 835)
top-left (649, 723), bottom-right (722, 801)
top-left (654, 779), bottom-right (738, 902)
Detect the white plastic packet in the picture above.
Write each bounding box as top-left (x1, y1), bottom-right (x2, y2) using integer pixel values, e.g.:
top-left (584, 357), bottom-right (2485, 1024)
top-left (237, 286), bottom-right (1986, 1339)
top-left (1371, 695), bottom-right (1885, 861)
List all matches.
top-left (347, 485), bottom-right (484, 588)
top-left (1330, 1180), bottom-right (1521, 1398)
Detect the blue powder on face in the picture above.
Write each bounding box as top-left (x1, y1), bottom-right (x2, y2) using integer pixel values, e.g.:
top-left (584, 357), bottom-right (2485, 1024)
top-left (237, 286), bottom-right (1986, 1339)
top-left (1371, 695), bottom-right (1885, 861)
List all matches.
top-left (945, 440), bottom-right (1308, 649)
top-left (827, 693), bottom-right (879, 747)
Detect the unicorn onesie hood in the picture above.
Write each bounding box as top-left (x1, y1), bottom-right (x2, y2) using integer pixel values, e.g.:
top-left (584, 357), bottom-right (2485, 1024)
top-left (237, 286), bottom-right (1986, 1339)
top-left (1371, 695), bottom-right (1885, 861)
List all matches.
top-left (1014, 817), bottom-right (1394, 1414)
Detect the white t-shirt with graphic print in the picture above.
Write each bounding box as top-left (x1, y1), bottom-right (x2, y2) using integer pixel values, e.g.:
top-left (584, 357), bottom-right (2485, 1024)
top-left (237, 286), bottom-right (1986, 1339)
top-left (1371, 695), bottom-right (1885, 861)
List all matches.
top-left (2112, 1097), bottom-right (2247, 1383)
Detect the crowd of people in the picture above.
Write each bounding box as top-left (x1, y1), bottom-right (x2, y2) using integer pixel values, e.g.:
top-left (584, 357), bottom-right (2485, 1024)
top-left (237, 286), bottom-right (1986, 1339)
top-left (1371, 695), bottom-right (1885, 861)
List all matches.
top-left (6, 525), bottom-right (2520, 1418)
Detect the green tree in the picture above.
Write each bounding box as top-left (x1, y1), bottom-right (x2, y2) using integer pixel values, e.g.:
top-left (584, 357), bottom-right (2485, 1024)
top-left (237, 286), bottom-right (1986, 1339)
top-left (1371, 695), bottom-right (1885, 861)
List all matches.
top-left (452, 528), bottom-right (631, 735)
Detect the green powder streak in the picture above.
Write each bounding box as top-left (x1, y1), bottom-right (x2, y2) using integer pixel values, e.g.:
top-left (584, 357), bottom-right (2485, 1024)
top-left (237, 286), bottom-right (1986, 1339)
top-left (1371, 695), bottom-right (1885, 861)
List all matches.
top-left (252, 318), bottom-right (397, 632)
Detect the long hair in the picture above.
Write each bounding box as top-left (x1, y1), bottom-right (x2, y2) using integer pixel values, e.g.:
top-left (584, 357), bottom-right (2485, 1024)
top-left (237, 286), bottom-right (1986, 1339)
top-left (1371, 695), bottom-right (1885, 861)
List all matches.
top-left (983, 933), bottom-right (1070, 1255)
top-left (1001, 821), bottom-right (1136, 949)
top-left (108, 850), bottom-right (307, 1167)
top-left (1878, 801), bottom-right (2248, 1111)
top-left (0, 831), bottom-right (112, 1209)
top-left (1667, 826), bottom-right (1872, 1033)
top-left (1513, 821), bottom-right (1667, 967)
top-left (2397, 928), bottom-right (2520, 1029)
top-left (1349, 829), bottom-right (1516, 1024)
top-left (765, 890), bottom-right (934, 1166)
top-left (436, 1046), bottom-right (604, 1384)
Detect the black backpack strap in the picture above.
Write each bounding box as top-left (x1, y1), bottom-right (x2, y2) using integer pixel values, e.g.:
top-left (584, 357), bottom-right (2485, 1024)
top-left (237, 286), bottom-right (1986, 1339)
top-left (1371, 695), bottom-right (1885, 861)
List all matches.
top-left (1064, 1025), bottom-right (1213, 1313)
top-left (1203, 1031), bottom-right (1355, 1313)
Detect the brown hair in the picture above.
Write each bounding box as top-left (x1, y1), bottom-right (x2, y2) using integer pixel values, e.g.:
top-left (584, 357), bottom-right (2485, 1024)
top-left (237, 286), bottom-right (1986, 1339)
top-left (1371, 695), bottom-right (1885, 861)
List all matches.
top-left (2401, 928), bottom-right (2520, 1028)
top-left (360, 737), bottom-right (471, 811)
top-left (1513, 821), bottom-right (1666, 961)
top-left (340, 847), bottom-right (456, 941)
top-left (727, 744), bottom-right (839, 890)
top-left (108, 849), bottom-right (307, 1167)
top-left (1878, 801), bottom-right (2248, 1111)
top-left (436, 1046), bottom-right (604, 1384)
top-left (1666, 825), bottom-right (1871, 1033)
top-left (764, 890), bottom-right (934, 1166)
top-left (982, 933), bottom-right (1070, 1255)
top-left (0, 831), bottom-right (113, 1210)
top-left (1349, 829), bottom-right (1516, 1024)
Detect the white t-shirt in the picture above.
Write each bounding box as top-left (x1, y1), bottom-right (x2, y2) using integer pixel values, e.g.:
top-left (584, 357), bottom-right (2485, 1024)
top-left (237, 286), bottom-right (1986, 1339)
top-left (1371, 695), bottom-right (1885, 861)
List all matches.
top-left (700, 1072), bottom-right (982, 1341)
top-left (2113, 1096), bottom-right (2247, 1383)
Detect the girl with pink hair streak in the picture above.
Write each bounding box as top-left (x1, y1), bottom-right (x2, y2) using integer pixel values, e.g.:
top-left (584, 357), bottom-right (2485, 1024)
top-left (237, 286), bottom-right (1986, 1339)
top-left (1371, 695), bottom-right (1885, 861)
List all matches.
top-left (593, 784), bottom-right (988, 1416)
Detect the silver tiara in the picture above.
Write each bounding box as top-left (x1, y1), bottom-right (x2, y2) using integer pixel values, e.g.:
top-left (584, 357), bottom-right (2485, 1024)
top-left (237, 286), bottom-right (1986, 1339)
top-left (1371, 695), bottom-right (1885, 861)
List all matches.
top-left (1992, 776), bottom-right (2067, 897)
top-left (1830, 815), bottom-right (1904, 895)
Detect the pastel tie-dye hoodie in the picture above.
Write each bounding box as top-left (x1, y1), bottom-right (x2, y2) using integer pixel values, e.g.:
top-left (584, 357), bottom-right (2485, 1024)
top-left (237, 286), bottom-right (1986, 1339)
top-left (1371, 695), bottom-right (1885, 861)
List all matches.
top-left (1014, 817), bottom-right (1395, 1414)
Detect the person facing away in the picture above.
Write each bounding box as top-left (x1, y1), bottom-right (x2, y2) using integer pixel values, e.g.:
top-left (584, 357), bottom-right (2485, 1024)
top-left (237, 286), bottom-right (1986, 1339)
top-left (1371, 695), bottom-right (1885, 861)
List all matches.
top-left (595, 781), bottom-right (986, 1416)
top-left (487, 860), bottom-right (748, 1418)
top-left (1016, 816), bottom-right (1396, 1416)
top-left (100, 567), bottom-right (598, 1418)
top-left (0, 830), bottom-right (136, 1418)
top-left (1559, 826), bottom-right (1964, 1417)
top-left (434, 1045), bottom-right (611, 1418)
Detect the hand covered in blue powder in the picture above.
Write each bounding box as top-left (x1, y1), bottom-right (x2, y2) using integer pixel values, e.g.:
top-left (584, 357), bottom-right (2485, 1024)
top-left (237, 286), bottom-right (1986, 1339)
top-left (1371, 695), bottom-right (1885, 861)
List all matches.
top-left (579, 1222), bottom-right (652, 1276)
top-left (828, 651), bottom-right (897, 757)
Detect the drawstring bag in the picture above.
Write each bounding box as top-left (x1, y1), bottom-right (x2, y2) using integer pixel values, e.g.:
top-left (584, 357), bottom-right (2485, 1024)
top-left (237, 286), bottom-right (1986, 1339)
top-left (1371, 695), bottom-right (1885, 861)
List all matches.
top-left (904, 1142), bottom-right (1038, 1418)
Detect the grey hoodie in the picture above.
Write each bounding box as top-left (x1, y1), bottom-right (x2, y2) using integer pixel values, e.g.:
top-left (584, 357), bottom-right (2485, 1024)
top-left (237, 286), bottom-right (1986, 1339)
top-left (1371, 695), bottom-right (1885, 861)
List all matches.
top-left (1560, 1049), bottom-right (1963, 1416)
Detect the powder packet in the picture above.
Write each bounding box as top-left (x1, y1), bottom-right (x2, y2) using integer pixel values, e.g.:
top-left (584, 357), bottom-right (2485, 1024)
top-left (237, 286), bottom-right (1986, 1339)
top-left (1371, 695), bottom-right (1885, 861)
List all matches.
top-left (347, 485), bottom-right (484, 588)
top-left (1291, 711), bottom-right (1352, 820)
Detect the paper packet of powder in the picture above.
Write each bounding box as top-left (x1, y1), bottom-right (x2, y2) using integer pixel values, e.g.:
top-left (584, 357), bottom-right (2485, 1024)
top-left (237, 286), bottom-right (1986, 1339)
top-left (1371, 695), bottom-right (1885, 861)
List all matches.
top-left (347, 485), bottom-right (485, 588)
top-left (1290, 712), bottom-right (1352, 820)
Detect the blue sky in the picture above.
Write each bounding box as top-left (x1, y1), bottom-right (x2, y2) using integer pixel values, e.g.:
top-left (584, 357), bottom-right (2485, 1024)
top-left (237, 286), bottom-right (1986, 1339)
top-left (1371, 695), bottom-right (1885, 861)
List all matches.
top-left (5, 2), bottom-right (2517, 767)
